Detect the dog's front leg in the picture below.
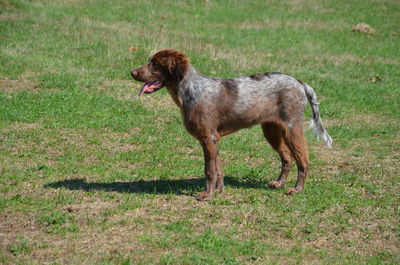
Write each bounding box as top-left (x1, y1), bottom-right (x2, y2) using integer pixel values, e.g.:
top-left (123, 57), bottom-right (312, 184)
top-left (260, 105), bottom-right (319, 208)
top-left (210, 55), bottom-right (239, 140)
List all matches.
top-left (197, 134), bottom-right (219, 201)
top-left (216, 154), bottom-right (224, 193)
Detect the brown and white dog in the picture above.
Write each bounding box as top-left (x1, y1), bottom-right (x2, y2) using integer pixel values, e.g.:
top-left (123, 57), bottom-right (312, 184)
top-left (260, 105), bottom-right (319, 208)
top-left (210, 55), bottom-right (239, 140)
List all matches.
top-left (131, 49), bottom-right (332, 201)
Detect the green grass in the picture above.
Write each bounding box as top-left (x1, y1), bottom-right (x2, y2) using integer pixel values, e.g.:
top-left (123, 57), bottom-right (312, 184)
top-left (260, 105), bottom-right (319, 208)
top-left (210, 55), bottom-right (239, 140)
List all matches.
top-left (1, 0), bottom-right (399, 264)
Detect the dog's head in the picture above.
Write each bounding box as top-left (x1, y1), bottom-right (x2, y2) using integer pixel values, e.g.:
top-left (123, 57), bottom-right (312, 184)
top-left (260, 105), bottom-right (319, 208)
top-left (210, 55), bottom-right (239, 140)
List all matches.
top-left (131, 49), bottom-right (190, 96)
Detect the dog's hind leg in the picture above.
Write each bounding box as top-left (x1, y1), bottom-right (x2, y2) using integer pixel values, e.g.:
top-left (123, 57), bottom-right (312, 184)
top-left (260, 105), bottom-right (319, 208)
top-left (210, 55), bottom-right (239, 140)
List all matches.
top-left (282, 122), bottom-right (309, 194)
top-left (262, 122), bottom-right (292, 189)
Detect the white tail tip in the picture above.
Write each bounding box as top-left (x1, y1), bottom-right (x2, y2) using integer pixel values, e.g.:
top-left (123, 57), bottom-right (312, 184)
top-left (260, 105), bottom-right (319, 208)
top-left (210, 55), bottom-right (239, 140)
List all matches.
top-left (310, 120), bottom-right (333, 148)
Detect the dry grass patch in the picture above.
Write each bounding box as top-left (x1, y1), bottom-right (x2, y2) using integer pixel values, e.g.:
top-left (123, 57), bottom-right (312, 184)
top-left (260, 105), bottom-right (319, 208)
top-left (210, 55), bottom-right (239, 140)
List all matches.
top-left (137, 28), bottom-right (277, 74)
top-left (1, 122), bottom-right (41, 132)
top-left (0, 126), bottom-right (144, 180)
top-left (315, 206), bottom-right (399, 257)
top-left (310, 135), bottom-right (397, 182)
top-left (0, 211), bottom-right (41, 247)
top-left (321, 113), bottom-right (384, 127)
top-left (319, 53), bottom-right (400, 66)
top-left (99, 80), bottom-right (178, 111)
top-left (139, 93), bottom-right (177, 111)
top-left (85, 19), bottom-right (137, 36)
top-left (0, 12), bottom-right (27, 21)
top-left (285, 0), bottom-right (335, 13)
top-left (212, 48), bottom-right (277, 73)
top-left (0, 79), bottom-right (39, 93)
top-left (238, 18), bottom-right (348, 31)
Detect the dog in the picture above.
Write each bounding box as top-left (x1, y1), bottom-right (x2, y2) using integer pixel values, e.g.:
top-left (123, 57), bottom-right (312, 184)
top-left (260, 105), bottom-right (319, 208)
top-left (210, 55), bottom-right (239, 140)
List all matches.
top-left (131, 49), bottom-right (332, 201)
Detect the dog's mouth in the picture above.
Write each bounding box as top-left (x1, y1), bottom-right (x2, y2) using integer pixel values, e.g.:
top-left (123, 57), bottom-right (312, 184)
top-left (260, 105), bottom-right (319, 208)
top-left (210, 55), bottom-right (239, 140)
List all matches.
top-left (138, 81), bottom-right (164, 96)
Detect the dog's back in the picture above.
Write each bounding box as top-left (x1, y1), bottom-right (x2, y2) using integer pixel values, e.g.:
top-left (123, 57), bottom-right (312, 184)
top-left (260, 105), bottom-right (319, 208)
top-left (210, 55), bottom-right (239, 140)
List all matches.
top-left (178, 70), bottom-right (311, 137)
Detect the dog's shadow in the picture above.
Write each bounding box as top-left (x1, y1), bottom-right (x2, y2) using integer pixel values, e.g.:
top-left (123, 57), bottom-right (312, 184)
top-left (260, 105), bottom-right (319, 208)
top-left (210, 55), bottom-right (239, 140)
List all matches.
top-left (44, 176), bottom-right (268, 196)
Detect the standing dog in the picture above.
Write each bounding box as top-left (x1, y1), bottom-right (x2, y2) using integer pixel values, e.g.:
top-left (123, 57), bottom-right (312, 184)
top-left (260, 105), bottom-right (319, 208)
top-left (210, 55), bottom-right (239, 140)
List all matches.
top-left (131, 49), bottom-right (332, 201)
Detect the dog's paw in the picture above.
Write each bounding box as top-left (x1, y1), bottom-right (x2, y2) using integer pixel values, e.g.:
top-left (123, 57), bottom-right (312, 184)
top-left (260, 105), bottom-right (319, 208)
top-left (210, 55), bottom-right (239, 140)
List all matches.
top-left (284, 187), bottom-right (302, 195)
top-left (268, 180), bottom-right (286, 189)
top-left (196, 192), bottom-right (212, 201)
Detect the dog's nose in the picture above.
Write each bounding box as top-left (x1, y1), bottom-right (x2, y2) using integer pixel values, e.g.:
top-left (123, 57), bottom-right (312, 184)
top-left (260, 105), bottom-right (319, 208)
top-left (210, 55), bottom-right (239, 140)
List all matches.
top-left (131, 70), bottom-right (138, 79)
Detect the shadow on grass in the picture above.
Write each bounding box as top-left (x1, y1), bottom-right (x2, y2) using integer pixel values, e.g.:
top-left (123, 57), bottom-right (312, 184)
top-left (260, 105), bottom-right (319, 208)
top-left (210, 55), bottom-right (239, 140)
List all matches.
top-left (44, 176), bottom-right (268, 196)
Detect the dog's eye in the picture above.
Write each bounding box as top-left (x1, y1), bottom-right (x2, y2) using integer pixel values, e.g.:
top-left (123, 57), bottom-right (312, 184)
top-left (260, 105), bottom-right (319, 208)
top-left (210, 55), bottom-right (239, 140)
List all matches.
top-left (150, 60), bottom-right (160, 67)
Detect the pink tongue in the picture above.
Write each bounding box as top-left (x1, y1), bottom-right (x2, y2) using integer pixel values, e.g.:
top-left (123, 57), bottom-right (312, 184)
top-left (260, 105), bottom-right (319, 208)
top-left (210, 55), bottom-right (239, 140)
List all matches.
top-left (138, 81), bottom-right (160, 96)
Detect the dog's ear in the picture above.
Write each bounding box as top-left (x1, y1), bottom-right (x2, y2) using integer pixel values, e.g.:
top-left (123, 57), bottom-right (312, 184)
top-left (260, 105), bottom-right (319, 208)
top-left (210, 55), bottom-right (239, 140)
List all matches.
top-left (163, 51), bottom-right (189, 82)
top-left (163, 56), bottom-right (177, 75)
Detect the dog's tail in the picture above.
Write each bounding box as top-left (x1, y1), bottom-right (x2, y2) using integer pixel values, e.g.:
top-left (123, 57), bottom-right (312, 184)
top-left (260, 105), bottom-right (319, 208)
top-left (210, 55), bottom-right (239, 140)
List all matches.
top-left (302, 82), bottom-right (332, 148)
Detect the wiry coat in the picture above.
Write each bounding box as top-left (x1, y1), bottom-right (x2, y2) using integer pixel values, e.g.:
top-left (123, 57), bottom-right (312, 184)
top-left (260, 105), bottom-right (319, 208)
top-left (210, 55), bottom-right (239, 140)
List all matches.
top-left (131, 49), bottom-right (332, 200)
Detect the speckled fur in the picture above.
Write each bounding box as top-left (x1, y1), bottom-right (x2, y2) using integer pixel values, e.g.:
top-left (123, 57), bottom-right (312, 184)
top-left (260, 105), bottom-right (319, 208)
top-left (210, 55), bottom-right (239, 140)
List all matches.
top-left (131, 49), bottom-right (332, 200)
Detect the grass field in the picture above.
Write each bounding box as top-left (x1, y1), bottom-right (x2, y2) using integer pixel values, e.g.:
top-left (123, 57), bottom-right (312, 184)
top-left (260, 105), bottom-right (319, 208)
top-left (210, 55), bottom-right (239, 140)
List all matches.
top-left (1, 0), bottom-right (399, 264)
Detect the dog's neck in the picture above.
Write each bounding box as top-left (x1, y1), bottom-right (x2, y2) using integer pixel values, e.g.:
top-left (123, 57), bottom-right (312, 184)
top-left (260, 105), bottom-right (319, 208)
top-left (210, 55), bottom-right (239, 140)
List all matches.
top-left (167, 65), bottom-right (205, 109)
